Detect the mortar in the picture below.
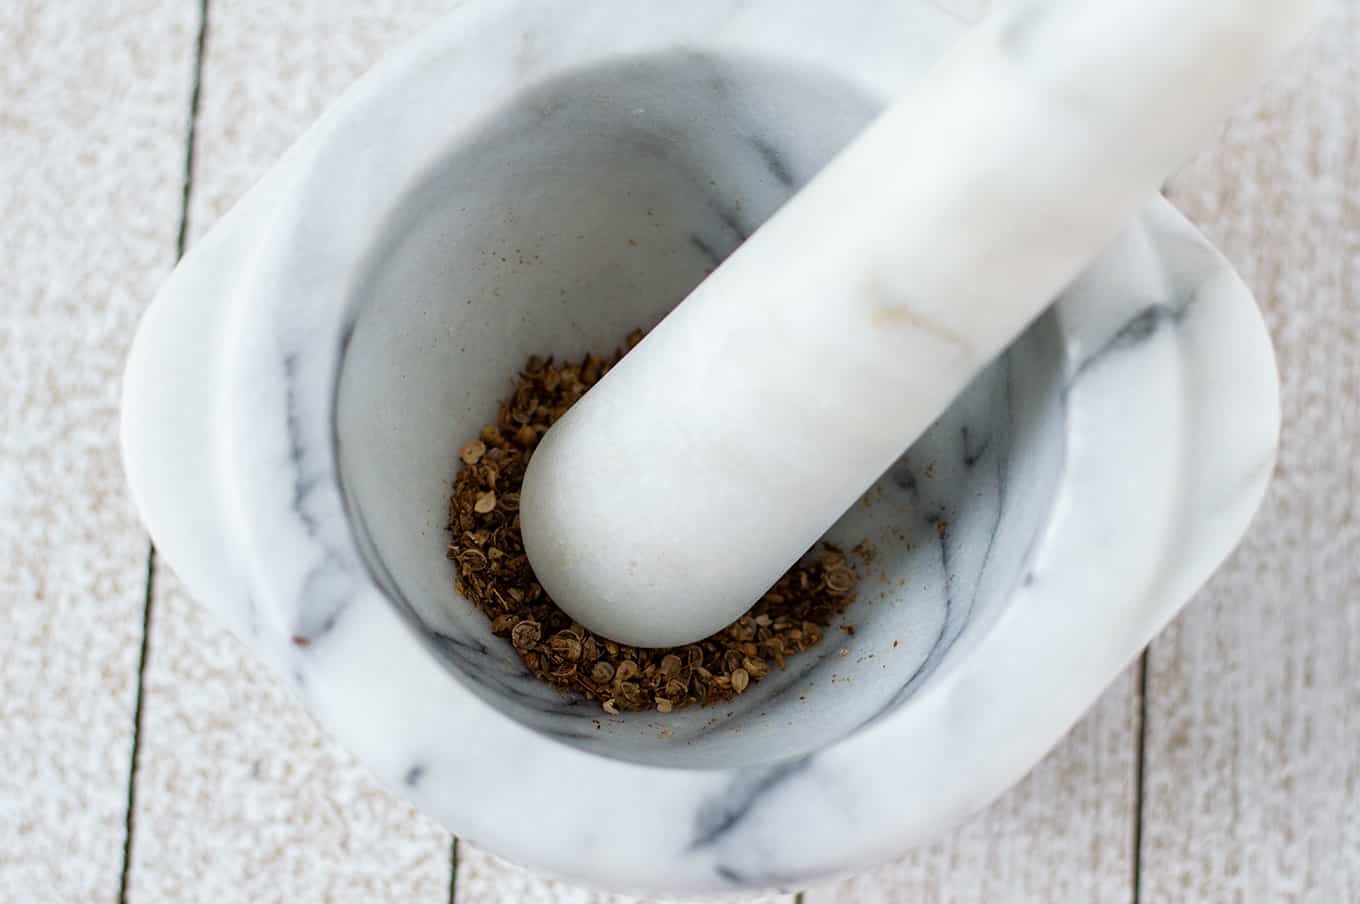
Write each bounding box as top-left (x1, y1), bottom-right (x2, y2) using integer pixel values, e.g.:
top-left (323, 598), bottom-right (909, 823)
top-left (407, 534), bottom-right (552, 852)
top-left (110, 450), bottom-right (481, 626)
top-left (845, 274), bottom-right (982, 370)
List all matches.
top-left (122, 0), bottom-right (1280, 894)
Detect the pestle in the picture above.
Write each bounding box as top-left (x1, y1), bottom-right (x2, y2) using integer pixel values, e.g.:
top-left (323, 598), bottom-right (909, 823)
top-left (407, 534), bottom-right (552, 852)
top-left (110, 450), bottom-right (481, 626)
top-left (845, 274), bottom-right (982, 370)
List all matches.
top-left (519, 0), bottom-right (1316, 648)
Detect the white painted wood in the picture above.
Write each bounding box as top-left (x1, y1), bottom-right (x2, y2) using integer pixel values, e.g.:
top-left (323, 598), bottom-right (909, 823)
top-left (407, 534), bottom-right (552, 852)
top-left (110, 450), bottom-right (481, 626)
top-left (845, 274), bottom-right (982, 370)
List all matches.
top-left (0, 4), bottom-right (198, 902)
top-left (22, 0), bottom-right (1344, 901)
top-left (803, 668), bottom-right (1138, 904)
top-left (456, 845), bottom-right (793, 904)
top-left (125, 2), bottom-right (454, 901)
top-left (1143, 3), bottom-right (1360, 901)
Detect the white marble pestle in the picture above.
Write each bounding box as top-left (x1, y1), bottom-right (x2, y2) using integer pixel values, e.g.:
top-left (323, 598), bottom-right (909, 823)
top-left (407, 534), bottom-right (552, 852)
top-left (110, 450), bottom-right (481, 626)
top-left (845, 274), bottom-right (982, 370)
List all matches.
top-left (519, 0), bottom-right (1315, 648)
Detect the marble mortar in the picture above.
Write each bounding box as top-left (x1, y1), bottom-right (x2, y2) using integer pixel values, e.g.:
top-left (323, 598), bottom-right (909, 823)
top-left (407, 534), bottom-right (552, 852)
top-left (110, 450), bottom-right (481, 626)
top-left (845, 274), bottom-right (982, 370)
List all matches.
top-left (121, 0), bottom-right (1280, 894)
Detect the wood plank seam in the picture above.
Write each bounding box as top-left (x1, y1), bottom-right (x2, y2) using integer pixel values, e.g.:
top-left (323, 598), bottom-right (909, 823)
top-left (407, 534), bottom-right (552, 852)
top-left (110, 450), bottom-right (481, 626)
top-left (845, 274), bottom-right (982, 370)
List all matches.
top-left (117, 550), bottom-right (156, 904)
top-left (118, 3), bottom-right (210, 900)
top-left (1132, 651), bottom-right (1149, 904)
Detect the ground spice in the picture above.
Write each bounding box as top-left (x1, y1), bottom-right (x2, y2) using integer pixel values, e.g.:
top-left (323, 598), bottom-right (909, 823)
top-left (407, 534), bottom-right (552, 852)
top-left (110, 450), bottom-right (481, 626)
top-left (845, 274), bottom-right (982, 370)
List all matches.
top-left (447, 331), bottom-right (861, 714)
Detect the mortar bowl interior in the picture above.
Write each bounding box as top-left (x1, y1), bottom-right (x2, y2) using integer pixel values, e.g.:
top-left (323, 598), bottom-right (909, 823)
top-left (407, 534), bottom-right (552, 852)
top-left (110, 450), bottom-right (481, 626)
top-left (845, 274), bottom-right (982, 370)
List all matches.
top-left (335, 51), bottom-right (1065, 769)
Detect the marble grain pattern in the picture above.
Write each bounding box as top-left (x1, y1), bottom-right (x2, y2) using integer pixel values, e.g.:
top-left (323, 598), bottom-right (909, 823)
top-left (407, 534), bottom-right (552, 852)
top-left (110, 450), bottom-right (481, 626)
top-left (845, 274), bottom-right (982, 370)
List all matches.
top-left (797, 4), bottom-right (1137, 898)
top-left (1145, 2), bottom-right (1360, 900)
top-left (124, 2), bottom-right (457, 901)
top-left (137, 0), bottom-right (1269, 891)
top-left (804, 669), bottom-right (1139, 904)
top-left (0, 4), bottom-right (198, 902)
top-left (114, 0), bottom-right (1272, 897)
top-left (118, 0), bottom-right (1137, 897)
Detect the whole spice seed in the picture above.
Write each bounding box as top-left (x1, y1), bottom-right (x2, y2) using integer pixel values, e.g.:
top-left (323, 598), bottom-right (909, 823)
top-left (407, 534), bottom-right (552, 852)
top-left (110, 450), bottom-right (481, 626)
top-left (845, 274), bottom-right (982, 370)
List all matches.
top-left (447, 332), bottom-right (862, 714)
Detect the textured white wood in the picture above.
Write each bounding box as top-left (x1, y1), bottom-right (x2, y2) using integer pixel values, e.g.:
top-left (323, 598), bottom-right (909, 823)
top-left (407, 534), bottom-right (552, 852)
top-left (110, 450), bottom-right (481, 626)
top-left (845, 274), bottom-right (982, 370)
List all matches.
top-left (125, 2), bottom-right (455, 902)
top-left (17, 0), bottom-right (1343, 901)
top-left (456, 846), bottom-right (793, 904)
top-left (1143, 3), bottom-right (1360, 901)
top-left (803, 668), bottom-right (1138, 904)
top-left (0, 4), bottom-right (198, 902)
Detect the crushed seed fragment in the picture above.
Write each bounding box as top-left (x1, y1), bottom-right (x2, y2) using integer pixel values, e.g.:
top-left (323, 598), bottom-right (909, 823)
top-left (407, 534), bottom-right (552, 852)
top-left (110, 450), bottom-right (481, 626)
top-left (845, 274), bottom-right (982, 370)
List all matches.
top-left (460, 439), bottom-right (486, 465)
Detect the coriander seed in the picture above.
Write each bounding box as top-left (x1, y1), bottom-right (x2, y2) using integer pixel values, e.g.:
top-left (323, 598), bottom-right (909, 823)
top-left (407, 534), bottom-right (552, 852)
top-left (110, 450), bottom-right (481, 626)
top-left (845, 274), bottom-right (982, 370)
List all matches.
top-left (447, 332), bottom-right (864, 714)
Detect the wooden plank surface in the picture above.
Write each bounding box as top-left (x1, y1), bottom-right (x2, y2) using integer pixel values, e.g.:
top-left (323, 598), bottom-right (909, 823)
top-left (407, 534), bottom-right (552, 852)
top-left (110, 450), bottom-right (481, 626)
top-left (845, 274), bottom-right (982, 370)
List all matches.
top-left (5, 0), bottom-right (1353, 901)
top-left (0, 4), bottom-right (199, 902)
top-left (804, 669), bottom-right (1139, 904)
top-left (124, 2), bottom-right (456, 902)
top-left (1143, 3), bottom-right (1360, 901)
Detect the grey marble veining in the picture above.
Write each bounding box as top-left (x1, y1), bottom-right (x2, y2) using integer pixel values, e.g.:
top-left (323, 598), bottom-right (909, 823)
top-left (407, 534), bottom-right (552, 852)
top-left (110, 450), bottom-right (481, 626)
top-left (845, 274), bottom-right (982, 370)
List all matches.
top-left (121, 0), bottom-right (1281, 894)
